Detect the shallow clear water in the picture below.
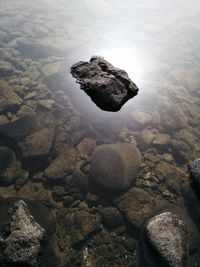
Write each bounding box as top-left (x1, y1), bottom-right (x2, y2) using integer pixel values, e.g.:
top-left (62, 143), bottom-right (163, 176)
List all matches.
top-left (0, 0), bottom-right (200, 266)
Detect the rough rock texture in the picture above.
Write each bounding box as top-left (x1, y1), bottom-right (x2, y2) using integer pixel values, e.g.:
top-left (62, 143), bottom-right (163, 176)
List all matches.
top-left (115, 187), bottom-right (153, 228)
top-left (191, 159), bottom-right (200, 186)
top-left (0, 61), bottom-right (13, 76)
top-left (101, 207), bottom-right (124, 228)
top-left (0, 80), bottom-right (22, 113)
top-left (0, 112), bottom-right (55, 141)
top-left (0, 200), bottom-right (45, 267)
top-left (0, 146), bottom-right (28, 186)
top-left (71, 56), bottom-right (139, 111)
top-left (89, 143), bottom-right (141, 192)
top-left (145, 211), bottom-right (187, 267)
top-left (19, 127), bottom-right (55, 160)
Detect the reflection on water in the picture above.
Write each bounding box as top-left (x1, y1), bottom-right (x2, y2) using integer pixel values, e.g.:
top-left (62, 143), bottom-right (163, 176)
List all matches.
top-left (0, 0), bottom-right (200, 266)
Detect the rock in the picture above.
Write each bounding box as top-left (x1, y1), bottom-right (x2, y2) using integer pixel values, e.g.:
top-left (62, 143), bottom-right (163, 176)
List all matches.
top-left (44, 149), bottom-right (76, 180)
top-left (0, 80), bottom-right (22, 113)
top-left (16, 37), bottom-right (67, 59)
top-left (0, 198), bottom-right (58, 267)
top-left (89, 143), bottom-right (141, 192)
top-left (145, 211), bottom-right (187, 267)
top-left (160, 105), bottom-right (188, 131)
top-left (129, 110), bottom-right (152, 128)
top-left (101, 207), bottom-right (124, 228)
top-left (191, 158), bottom-right (200, 187)
top-left (0, 61), bottom-right (13, 76)
top-left (0, 146), bottom-right (28, 186)
top-left (0, 115), bottom-right (9, 125)
top-left (169, 139), bottom-right (191, 163)
top-left (153, 133), bottom-right (170, 146)
top-left (37, 99), bottom-right (56, 111)
top-left (115, 188), bottom-right (153, 228)
top-left (19, 127), bottom-right (55, 158)
top-left (0, 112), bottom-right (54, 141)
top-left (57, 208), bottom-right (101, 246)
top-left (19, 126), bottom-right (55, 171)
top-left (141, 129), bottom-right (155, 146)
top-left (0, 200), bottom-right (45, 266)
top-left (71, 56), bottom-right (138, 111)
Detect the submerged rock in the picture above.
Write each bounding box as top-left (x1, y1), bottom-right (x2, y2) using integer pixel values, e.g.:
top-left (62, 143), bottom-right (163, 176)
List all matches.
top-left (0, 146), bottom-right (28, 186)
top-left (0, 61), bottom-right (13, 76)
top-left (0, 80), bottom-right (22, 113)
top-left (0, 200), bottom-right (45, 267)
top-left (115, 187), bottom-right (153, 228)
top-left (71, 56), bottom-right (139, 111)
top-left (145, 211), bottom-right (187, 267)
top-left (89, 143), bottom-right (141, 192)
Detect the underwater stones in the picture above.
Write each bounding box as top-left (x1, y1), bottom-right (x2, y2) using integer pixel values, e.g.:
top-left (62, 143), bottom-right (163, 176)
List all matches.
top-left (71, 56), bottom-right (138, 111)
top-left (0, 200), bottom-right (45, 267)
top-left (44, 149), bottom-right (76, 180)
top-left (0, 146), bottom-right (28, 186)
top-left (0, 61), bottom-right (13, 76)
top-left (16, 37), bottom-right (67, 59)
top-left (19, 126), bottom-right (55, 171)
top-left (0, 111), bottom-right (55, 141)
top-left (191, 159), bottom-right (200, 187)
top-left (115, 188), bottom-right (153, 228)
top-left (89, 143), bottom-right (141, 192)
top-left (145, 211), bottom-right (187, 267)
top-left (160, 106), bottom-right (188, 131)
top-left (57, 208), bottom-right (101, 246)
top-left (101, 207), bottom-right (124, 229)
top-left (0, 80), bottom-right (22, 113)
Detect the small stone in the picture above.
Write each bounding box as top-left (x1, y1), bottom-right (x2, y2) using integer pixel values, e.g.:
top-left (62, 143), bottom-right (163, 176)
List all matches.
top-left (101, 207), bottom-right (124, 228)
top-left (0, 80), bottom-right (22, 113)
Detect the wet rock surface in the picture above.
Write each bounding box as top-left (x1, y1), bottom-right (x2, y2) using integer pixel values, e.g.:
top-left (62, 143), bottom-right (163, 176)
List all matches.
top-left (0, 200), bottom-right (45, 267)
top-left (71, 56), bottom-right (139, 111)
top-left (89, 143), bottom-right (141, 192)
top-left (145, 211), bottom-right (187, 267)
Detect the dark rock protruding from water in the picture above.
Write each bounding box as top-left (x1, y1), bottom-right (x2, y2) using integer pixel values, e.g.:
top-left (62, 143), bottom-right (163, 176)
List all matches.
top-left (0, 200), bottom-right (45, 267)
top-left (89, 143), bottom-right (141, 192)
top-left (145, 211), bottom-right (187, 267)
top-left (71, 56), bottom-right (139, 111)
top-left (191, 158), bottom-right (200, 187)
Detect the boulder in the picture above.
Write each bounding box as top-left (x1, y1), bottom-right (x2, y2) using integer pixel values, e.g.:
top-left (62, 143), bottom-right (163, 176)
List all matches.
top-left (71, 56), bottom-right (138, 111)
top-left (89, 143), bottom-right (141, 192)
top-left (0, 80), bottom-right (22, 113)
